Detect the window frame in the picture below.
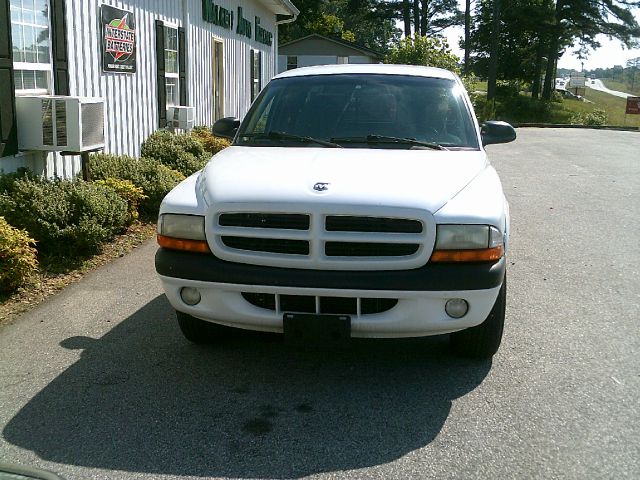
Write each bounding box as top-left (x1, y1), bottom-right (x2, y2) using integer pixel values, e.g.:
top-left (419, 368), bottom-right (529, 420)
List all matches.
top-left (250, 48), bottom-right (262, 102)
top-left (10, 0), bottom-right (54, 96)
top-left (286, 55), bottom-right (297, 70)
top-left (163, 23), bottom-right (179, 107)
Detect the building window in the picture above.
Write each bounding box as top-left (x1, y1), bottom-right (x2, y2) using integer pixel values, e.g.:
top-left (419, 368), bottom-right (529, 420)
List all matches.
top-left (286, 56), bottom-right (297, 70)
top-left (250, 49), bottom-right (261, 102)
top-left (10, 0), bottom-right (52, 93)
top-left (337, 56), bottom-right (349, 64)
top-left (164, 26), bottom-right (179, 106)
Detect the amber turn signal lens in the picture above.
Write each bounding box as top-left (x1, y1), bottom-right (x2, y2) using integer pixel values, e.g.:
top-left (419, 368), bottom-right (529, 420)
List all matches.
top-left (157, 235), bottom-right (211, 253)
top-left (430, 245), bottom-right (503, 262)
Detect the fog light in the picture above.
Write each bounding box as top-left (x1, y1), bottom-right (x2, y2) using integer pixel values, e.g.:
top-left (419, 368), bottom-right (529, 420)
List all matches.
top-left (180, 287), bottom-right (201, 306)
top-left (445, 298), bottom-right (468, 318)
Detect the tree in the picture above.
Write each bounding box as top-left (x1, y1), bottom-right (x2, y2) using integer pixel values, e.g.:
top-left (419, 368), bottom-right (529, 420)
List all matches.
top-left (418, 0), bottom-right (463, 36)
top-left (385, 35), bottom-right (461, 71)
top-left (541, 0), bottom-right (640, 100)
top-left (626, 56), bottom-right (640, 90)
top-left (305, 13), bottom-right (356, 41)
top-left (486, 0), bottom-right (501, 100)
top-left (464, 0), bottom-right (471, 73)
top-left (280, 0), bottom-right (400, 53)
top-left (468, 0), bottom-right (555, 88)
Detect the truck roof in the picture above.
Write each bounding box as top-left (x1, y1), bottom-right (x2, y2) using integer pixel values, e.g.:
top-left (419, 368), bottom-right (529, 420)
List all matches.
top-left (274, 64), bottom-right (459, 81)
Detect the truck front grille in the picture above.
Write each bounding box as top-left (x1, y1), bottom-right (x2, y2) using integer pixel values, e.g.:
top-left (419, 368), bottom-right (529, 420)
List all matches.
top-left (242, 292), bottom-right (398, 315)
top-left (211, 207), bottom-right (434, 270)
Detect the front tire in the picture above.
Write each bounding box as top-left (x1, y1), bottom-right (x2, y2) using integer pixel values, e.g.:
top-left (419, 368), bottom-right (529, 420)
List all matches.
top-left (176, 311), bottom-right (229, 343)
top-left (450, 276), bottom-right (506, 359)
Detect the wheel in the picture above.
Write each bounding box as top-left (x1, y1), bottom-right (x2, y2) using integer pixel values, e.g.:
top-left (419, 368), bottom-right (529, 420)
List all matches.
top-left (450, 276), bottom-right (506, 359)
top-left (176, 310), bottom-right (230, 343)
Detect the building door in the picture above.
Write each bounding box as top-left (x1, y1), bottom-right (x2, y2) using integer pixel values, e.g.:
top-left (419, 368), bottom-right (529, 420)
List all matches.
top-left (212, 38), bottom-right (224, 121)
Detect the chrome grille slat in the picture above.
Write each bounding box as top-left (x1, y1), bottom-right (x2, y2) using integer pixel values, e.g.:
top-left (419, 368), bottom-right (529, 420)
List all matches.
top-left (326, 215), bottom-right (423, 233)
top-left (221, 236), bottom-right (309, 255)
top-left (325, 242), bottom-right (419, 257)
top-left (219, 212), bottom-right (309, 230)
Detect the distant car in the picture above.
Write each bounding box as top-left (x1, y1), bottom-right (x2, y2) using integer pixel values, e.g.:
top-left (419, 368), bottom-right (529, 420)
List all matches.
top-left (155, 64), bottom-right (517, 359)
top-left (560, 89), bottom-right (583, 101)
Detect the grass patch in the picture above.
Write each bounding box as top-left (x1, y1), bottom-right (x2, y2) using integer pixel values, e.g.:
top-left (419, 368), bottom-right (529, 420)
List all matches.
top-left (0, 221), bottom-right (156, 325)
top-left (582, 88), bottom-right (640, 127)
top-left (601, 79), bottom-right (640, 97)
top-left (474, 88), bottom-right (640, 127)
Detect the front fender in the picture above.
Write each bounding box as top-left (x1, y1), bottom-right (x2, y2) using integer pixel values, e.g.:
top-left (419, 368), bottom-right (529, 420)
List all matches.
top-left (433, 166), bottom-right (509, 241)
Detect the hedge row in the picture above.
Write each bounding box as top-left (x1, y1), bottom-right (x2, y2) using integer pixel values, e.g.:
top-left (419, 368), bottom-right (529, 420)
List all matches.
top-left (88, 154), bottom-right (184, 216)
top-left (0, 127), bottom-right (230, 293)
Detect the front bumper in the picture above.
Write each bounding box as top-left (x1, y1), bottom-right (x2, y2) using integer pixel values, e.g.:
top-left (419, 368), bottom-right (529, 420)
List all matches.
top-left (155, 249), bottom-right (506, 338)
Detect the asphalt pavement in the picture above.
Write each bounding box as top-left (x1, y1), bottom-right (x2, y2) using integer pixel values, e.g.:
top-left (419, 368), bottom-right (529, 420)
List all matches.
top-left (0, 128), bottom-right (639, 479)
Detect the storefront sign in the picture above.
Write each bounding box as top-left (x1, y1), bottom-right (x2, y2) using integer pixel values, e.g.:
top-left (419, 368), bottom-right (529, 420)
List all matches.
top-left (101, 5), bottom-right (137, 73)
top-left (255, 16), bottom-right (272, 46)
top-left (236, 7), bottom-right (252, 39)
top-left (626, 96), bottom-right (640, 115)
top-left (201, 0), bottom-right (272, 46)
top-left (202, 0), bottom-right (233, 30)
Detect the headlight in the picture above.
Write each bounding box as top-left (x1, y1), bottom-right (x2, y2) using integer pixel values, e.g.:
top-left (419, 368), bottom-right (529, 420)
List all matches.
top-left (431, 225), bottom-right (503, 262)
top-left (158, 214), bottom-right (206, 240)
top-left (435, 225), bottom-right (502, 250)
top-left (157, 214), bottom-right (209, 253)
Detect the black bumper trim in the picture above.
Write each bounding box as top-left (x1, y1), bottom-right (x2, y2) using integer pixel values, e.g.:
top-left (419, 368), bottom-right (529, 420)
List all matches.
top-left (155, 248), bottom-right (506, 291)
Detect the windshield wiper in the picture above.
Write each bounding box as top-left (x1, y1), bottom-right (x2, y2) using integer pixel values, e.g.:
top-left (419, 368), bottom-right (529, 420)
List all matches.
top-left (242, 131), bottom-right (342, 148)
top-left (330, 135), bottom-right (447, 150)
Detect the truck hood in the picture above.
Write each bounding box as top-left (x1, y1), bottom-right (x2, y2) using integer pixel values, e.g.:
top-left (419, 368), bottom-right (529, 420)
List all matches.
top-left (197, 146), bottom-right (487, 213)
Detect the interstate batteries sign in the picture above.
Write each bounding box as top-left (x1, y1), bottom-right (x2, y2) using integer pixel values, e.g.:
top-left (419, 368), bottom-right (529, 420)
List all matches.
top-left (101, 5), bottom-right (137, 73)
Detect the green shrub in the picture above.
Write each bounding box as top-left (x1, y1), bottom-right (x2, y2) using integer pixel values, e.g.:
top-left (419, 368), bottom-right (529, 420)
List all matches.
top-left (583, 109), bottom-right (608, 126)
top-left (569, 109), bottom-right (608, 126)
top-left (95, 178), bottom-right (147, 225)
top-left (551, 90), bottom-right (564, 103)
top-left (495, 80), bottom-right (528, 98)
top-left (141, 130), bottom-right (207, 176)
top-left (0, 168), bottom-right (35, 194)
top-left (0, 216), bottom-right (39, 292)
top-left (191, 126), bottom-right (231, 156)
top-left (0, 178), bottom-right (128, 257)
top-left (88, 153), bottom-right (184, 216)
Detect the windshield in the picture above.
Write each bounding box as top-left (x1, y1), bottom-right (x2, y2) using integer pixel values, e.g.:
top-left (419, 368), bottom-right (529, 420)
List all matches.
top-left (236, 74), bottom-right (479, 149)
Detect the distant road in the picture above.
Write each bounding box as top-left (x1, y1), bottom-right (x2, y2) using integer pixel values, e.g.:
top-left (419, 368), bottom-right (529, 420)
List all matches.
top-left (589, 79), bottom-right (633, 98)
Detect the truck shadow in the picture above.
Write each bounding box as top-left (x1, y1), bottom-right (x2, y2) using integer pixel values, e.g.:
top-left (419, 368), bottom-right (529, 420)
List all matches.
top-left (4, 295), bottom-right (491, 478)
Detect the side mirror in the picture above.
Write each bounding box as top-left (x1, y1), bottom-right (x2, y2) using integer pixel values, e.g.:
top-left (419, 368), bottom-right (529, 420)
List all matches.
top-left (481, 120), bottom-right (516, 146)
top-left (212, 117), bottom-right (240, 140)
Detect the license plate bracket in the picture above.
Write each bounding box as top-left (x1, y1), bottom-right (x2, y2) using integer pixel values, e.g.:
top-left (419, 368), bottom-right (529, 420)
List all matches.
top-left (283, 313), bottom-right (351, 345)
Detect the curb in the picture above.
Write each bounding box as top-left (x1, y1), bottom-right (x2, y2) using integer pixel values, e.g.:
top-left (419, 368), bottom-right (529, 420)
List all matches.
top-left (512, 123), bottom-right (639, 132)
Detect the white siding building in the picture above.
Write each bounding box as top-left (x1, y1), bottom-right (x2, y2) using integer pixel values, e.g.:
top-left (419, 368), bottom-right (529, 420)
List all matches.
top-left (0, 0), bottom-right (298, 179)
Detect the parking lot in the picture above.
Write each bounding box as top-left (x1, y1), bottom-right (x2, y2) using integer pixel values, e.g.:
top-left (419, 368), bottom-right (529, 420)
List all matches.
top-left (0, 128), bottom-right (638, 479)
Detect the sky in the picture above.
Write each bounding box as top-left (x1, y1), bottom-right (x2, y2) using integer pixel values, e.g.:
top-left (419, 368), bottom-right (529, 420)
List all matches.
top-left (442, 3), bottom-right (640, 72)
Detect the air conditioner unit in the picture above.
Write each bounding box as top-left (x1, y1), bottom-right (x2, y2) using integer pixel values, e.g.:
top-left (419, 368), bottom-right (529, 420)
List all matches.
top-left (16, 96), bottom-right (105, 153)
top-left (167, 106), bottom-right (195, 130)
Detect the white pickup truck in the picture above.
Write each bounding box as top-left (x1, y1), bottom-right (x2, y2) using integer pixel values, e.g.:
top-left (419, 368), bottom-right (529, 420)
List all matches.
top-left (155, 64), bottom-right (516, 358)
